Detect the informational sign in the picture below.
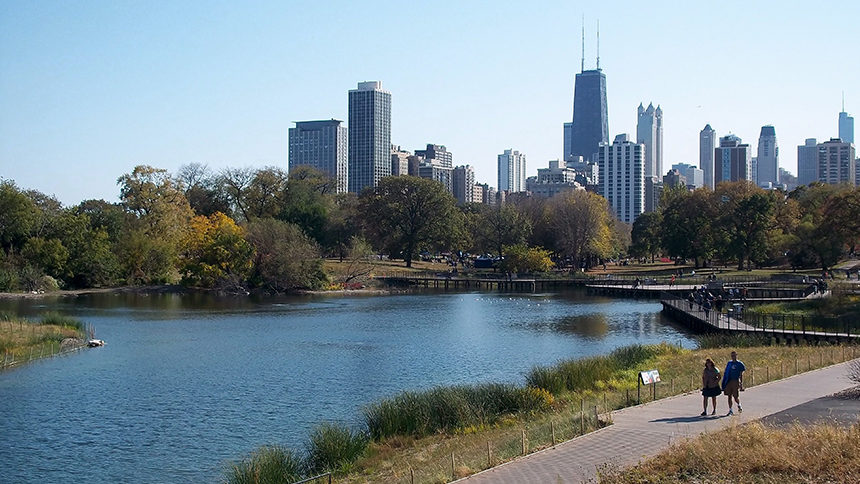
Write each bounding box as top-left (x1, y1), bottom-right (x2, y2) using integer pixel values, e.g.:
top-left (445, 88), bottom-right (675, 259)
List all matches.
top-left (639, 369), bottom-right (661, 385)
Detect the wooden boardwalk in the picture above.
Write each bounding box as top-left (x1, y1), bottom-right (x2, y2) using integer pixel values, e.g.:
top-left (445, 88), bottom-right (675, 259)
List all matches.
top-left (457, 358), bottom-right (860, 484)
top-left (660, 292), bottom-right (860, 343)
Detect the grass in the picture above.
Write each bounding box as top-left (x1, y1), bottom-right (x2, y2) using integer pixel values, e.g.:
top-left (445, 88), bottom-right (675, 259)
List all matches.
top-left (225, 341), bottom-right (860, 484)
top-left (223, 445), bottom-right (304, 484)
top-left (0, 313), bottom-right (87, 364)
top-left (363, 383), bottom-right (553, 440)
top-left (598, 422), bottom-right (860, 483)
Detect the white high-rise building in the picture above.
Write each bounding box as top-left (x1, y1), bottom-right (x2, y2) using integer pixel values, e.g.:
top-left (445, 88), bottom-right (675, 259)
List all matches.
top-left (756, 125), bottom-right (779, 186)
top-left (498, 149), bottom-right (526, 193)
top-left (348, 81), bottom-right (391, 193)
top-left (636, 103), bottom-right (663, 178)
top-left (598, 134), bottom-right (645, 223)
top-left (817, 138), bottom-right (856, 186)
top-left (797, 138), bottom-right (818, 187)
top-left (700, 124), bottom-right (716, 189)
top-left (452, 165), bottom-right (476, 205)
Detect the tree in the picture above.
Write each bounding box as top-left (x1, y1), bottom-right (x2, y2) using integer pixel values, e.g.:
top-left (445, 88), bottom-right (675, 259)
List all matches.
top-left (279, 166), bottom-right (334, 245)
top-left (547, 190), bottom-right (613, 270)
top-left (714, 182), bottom-right (777, 270)
top-left (117, 165), bottom-right (194, 283)
top-left (337, 236), bottom-right (375, 284)
top-left (0, 180), bottom-right (38, 253)
top-left (182, 212), bottom-right (254, 289)
top-left (630, 211), bottom-right (662, 262)
top-left (220, 167), bottom-right (255, 221)
top-left (358, 177), bottom-right (459, 268)
top-left (245, 219), bottom-right (328, 292)
top-left (474, 204), bottom-right (532, 257)
top-left (176, 163), bottom-right (232, 217)
top-left (245, 167), bottom-right (288, 219)
top-left (21, 237), bottom-right (68, 278)
top-left (661, 188), bottom-right (717, 267)
top-left (499, 244), bottom-right (554, 274)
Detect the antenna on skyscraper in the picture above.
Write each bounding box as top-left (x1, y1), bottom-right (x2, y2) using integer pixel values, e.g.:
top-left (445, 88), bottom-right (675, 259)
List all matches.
top-left (596, 19), bottom-right (600, 70)
top-left (842, 90), bottom-right (845, 112)
top-left (581, 15), bottom-right (585, 72)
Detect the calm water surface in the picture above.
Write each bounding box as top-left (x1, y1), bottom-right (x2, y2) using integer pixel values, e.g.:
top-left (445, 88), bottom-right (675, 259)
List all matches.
top-left (0, 290), bottom-right (695, 483)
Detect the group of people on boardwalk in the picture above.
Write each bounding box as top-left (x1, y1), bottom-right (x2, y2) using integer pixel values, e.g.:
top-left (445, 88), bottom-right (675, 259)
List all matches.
top-left (701, 351), bottom-right (745, 416)
top-left (687, 285), bottom-right (746, 319)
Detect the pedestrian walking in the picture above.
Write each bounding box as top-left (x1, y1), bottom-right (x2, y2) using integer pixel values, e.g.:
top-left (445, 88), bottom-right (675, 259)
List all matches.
top-left (722, 351), bottom-right (745, 415)
top-left (701, 358), bottom-right (721, 416)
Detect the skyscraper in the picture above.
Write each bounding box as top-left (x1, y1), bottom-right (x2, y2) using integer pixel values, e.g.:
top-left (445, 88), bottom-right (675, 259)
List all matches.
top-left (563, 122), bottom-right (573, 161)
top-left (498, 149), bottom-right (527, 193)
top-left (817, 138), bottom-right (856, 186)
top-left (598, 134), bottom-right (644, 223)
top-left (348, 81), bottom-right (391, 193)
top-left (637, 103), bottom-right (663, 178)
top-left (756, 125), bottom-right (779, 186)
top-left (566, 25), bottom-right (608, 162)
top-left (700, 124), bottom-right (716, 189)
top-left (452, 165), bottom-right (476, 205)
top-left (839, 97), bottom-right (854, 144)
top-left (797, 138), bottom-right (818, 187)
top-left (288, 119), bottom-right (348, 193)
top-left (714, 134), bottom-right (752, 184)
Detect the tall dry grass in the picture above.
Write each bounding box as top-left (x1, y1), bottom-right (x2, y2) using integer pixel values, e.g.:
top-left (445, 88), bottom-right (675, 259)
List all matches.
top-left (600, 422), bottom-right (860, 483)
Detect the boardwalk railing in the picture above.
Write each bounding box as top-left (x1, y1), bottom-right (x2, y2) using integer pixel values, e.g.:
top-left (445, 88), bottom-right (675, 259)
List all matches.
top-left (660, 291), bottom-right (859, 340)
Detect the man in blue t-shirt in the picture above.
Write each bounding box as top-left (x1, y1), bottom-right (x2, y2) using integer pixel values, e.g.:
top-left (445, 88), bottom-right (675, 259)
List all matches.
top-left (721, 350), bottom-right (745, 415)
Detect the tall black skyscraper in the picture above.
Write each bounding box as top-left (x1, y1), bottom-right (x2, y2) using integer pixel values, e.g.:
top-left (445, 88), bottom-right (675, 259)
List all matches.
top-left (566, 23), bottom-right (608, 162)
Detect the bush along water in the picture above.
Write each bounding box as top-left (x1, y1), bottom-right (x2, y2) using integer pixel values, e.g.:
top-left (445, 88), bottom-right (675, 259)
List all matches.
top-left (525, 344), bottom-right (669, 395)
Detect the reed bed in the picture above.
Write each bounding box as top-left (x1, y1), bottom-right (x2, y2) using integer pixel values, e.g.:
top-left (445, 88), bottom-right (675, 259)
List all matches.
top-left (363, 383), bottom-right (553, 440)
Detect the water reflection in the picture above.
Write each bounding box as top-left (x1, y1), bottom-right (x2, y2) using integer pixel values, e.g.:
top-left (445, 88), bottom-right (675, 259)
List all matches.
top-left (553, 313), bottom-right (609, 339)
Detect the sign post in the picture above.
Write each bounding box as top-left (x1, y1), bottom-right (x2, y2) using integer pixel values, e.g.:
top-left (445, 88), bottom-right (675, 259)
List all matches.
top-left (638, 369), bottom-right (661, 405)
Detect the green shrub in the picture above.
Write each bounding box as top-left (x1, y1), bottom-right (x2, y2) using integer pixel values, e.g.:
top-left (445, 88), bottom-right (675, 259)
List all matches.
top-left (305, 422), bottom-right (368, 475)
top-left (223, 445), bottom-right (304, 484)
top-left (363, 383), bottom-right (551, 440)
top-left (696, 333), bottom-right (772, 349)
top-left (39, 312), bottom-right (84, 331)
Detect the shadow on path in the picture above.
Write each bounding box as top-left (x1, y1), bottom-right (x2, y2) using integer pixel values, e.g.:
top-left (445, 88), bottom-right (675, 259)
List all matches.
top-left (650, 415), bottom-right (729, 424)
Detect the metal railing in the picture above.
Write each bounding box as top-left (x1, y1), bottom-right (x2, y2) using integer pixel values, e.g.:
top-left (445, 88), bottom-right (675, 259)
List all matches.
top-left (660, 291), bottom-right (859, 338)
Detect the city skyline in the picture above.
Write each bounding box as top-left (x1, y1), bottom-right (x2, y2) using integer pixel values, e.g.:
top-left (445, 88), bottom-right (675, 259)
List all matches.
top-left (1, 1), bottom-right (859, 204)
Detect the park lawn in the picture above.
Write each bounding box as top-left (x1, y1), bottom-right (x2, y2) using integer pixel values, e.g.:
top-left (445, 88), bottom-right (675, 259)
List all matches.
top-left (599, 422), bottom-right (860, 483)
top-left (340, 343), bottom-right (859, 484)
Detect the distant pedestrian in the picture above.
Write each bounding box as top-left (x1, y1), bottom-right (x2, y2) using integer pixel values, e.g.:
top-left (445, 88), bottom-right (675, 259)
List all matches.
top-left (670, 274), bottom-right (676, 287)
top-left (701, 358), bottom-right (721, 416)
top-left (722, 351), bottom-right (745, 415)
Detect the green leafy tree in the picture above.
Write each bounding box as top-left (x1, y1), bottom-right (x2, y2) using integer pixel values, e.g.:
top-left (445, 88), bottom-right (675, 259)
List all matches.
top-left (279, 166), bottom-right (335, 245)
top-left (630, 211), bottom-right (662, 262)
top-left (246, 218), bottom-right (328, 292)
top-left (176, 163), bottom-right (232, 217)
top-left (714, 182), bottom-right (777, 270)
top-left (0, 180), bottom-right (38, 253)
top-left (358, 177), bottom-right (459, 268)
top-left (474, 204), bottom-right (532, 257)
top-left (661, 188), bottom-right (717, 267)
top-left (21, 237), bottom-right (68, 278)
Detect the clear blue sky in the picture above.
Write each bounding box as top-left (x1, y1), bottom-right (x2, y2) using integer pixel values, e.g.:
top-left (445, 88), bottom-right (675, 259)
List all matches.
top-left (1, 0), bottom-right (858, 205)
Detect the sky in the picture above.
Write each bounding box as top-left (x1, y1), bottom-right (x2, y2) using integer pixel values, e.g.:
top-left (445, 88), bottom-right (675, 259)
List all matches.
top-left (1, 0), bottom-right (858, 205)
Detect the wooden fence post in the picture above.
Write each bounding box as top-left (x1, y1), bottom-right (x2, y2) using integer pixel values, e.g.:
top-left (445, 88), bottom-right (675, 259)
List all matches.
top-left (451, 452), bottom-right (455, 479)
top-left (487, 441), bottom-right (492, 467)
top-left (580, 399), bottom-right (584, 434)
top-left (521, 430), bottom-right (526, 455)
top-left (551, 420), bottom-right (556, 445)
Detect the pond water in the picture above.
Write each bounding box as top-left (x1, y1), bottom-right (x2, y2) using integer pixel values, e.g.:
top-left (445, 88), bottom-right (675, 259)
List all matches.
top-left (0, 290), bottom-right (696, 483)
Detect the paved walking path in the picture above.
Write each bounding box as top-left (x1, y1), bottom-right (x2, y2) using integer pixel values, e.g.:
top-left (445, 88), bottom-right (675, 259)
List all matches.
top-left (457, 358), bottom-right (859, 484)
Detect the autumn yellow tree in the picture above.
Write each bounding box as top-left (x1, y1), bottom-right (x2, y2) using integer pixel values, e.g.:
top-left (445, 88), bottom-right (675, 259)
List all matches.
top-left (182, 212), bottom-right (254, 290)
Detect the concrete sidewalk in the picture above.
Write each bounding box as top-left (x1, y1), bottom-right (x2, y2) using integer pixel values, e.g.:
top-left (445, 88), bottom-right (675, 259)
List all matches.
top-left (457, 359), bottom-right (859, 484)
